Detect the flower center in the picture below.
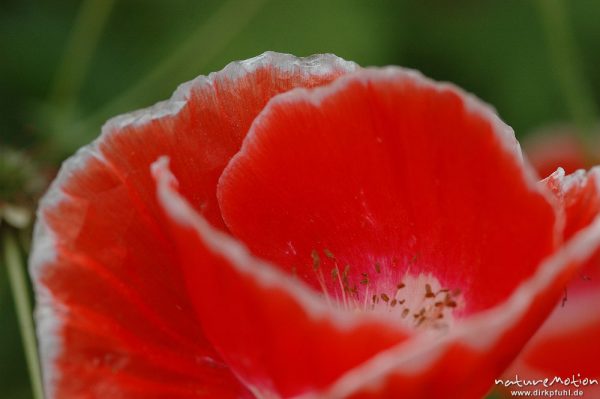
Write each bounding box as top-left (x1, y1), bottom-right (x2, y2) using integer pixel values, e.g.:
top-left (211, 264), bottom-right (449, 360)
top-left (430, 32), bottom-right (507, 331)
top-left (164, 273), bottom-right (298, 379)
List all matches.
top-left (302, 249), bottom-right (464, 332)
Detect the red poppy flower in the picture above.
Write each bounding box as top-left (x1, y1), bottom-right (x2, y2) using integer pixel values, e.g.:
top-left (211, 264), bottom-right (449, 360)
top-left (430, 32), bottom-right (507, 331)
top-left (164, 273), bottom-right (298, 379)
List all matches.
top-left (30, 52), bottom-right (600, 399)
top-left (497, 130), bottom-right (600, 397)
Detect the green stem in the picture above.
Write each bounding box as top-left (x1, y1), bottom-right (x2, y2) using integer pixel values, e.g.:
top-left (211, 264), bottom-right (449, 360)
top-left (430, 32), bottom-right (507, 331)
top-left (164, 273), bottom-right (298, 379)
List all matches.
top-left (536, 0), bottom-right (598, 148)
top-left (57, 0), bottom-right (269, 155)
top-left (3, 231), bottom-right (44, 399)
top-left (49, 0), bottom-right (116, 128)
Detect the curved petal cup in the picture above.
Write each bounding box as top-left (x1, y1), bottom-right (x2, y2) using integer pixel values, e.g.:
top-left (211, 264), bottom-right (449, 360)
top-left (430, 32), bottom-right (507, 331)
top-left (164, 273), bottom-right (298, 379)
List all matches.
top-left (157, 68), bottom-right (600, 398)
top-left (30, 53), bottom-right (600, 399)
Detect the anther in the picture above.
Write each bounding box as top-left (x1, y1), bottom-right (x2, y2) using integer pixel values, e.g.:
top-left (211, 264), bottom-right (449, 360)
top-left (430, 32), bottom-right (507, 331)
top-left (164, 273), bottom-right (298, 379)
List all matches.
top-left (311, 250), bottom-right (320, 270)
top-left (375, 262), bottom-right (381, 273)
top-left (331, 267), bottom-right (339, 279)
top-left (425, 283), bottom-right (435, 298)
top-left (324, 248), bottom-right (335, 259)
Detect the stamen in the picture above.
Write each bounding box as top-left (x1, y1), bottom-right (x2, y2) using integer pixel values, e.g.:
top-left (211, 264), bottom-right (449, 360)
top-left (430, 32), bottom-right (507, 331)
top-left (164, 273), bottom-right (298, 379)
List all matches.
top-left (333, 265), bottom-right (348, 310)
top-left (311, 250), bottom-right (320, 270)
top-left (324, 248), bottom-right (335, 259)
top-left (342, 264), bottom-right (350, 292)
top-left (363, 285), bottom-right (370, 310)
top-left (305, 250), bottom-right (463, 332)
top-left (360, 272), bottom-right (369, 285)
top-left (425, 284), bottom-right (435, 298)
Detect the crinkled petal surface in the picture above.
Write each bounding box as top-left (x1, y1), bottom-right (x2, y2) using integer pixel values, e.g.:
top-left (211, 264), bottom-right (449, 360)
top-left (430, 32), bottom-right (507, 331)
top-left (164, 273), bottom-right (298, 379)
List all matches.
top-left (30, 52), bottom-right (356, 399)
top-left (154, 69), bottom-right (600, 398)
top-left (501, 168), bottom-right (600, 397)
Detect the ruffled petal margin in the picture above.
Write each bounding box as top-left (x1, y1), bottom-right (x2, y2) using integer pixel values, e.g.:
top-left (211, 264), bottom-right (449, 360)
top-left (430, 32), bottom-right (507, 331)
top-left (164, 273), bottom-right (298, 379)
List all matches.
top-left (29, 52), bottom-right (356, 399)
top-left (499, 168), bottom-right (600, 397)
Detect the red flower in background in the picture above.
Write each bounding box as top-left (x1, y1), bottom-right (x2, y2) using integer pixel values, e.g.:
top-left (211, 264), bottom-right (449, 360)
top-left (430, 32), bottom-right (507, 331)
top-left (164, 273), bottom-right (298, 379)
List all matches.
top-left (525, 126), bottom-right (600, 178)
top-left (29, 53), bottom-right (600, 398)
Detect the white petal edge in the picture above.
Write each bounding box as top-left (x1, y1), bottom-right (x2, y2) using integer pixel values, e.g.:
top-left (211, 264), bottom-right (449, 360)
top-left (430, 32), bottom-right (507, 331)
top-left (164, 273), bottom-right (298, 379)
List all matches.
top-left (28, 51), bottom-right (358, 399)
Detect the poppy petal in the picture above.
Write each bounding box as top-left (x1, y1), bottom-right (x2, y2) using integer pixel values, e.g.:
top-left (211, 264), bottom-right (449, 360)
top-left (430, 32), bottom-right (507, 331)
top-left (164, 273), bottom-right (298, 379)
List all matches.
top-left (218, 68), bottom-right (556, 316)
top-left (30, 52), bottom-right (356, 398)
top-left (546, 167), bottom-right (600, 242)
top-left (153, 157), bottom-right (411, 398)
top-left (500, 168), bottom-right (600, 397)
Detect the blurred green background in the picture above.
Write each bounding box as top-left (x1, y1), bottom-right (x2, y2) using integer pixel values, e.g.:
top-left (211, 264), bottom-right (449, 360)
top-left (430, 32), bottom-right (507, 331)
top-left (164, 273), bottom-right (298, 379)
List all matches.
top-left (1, 1), bottom-right (599, 398)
